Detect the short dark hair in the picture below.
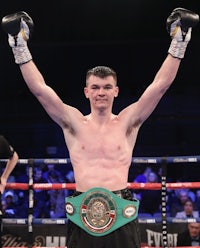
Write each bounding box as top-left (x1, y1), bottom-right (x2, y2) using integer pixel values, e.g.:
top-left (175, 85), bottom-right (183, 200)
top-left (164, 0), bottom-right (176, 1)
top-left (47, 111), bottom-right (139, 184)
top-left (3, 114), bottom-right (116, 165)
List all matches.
top-left (86, 66), bottom-right (117, 84)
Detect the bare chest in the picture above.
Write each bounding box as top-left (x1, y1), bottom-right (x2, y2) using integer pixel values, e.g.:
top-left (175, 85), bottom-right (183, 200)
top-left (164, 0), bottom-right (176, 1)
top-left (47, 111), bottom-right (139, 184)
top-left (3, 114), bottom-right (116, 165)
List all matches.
top-left (68, 122), bottom-right (132, 159)
top-left (80, 127), bottom-right (127, 154)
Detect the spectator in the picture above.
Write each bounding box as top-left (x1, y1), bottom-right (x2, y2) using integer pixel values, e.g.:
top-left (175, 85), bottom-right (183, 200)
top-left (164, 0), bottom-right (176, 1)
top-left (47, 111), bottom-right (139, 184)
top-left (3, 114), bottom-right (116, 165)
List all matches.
top-left (3, 191), bottom-right (18, 218)
top-left (139, 171), bottom-right (161, 215)
top-left (65, 170), bottom-right (75, 197)
top-left (133, 166), bottom-right (152, 201)
top-left (134, 166), bottom-right (152, 183)
top-left (175, 199), bottom-right (199, 218)
top-left (2, 170), bottom-right (18, 204)
top-left (170, 189), bottom-right (191, 217)
top-left (177, 223), bottom-right (200, 246)
top-left (43, 164), bottom-right (63, 182)
top-left (33, 167), bottom-right (50, 218)
top-left (16, 165), bottom-right (29, 218)
top-left (195, 190), bottom-right (200, 211)
top-left (1, 199), bottom-right (15, 218)
top-left (47, 170), bottom-right (66, 218)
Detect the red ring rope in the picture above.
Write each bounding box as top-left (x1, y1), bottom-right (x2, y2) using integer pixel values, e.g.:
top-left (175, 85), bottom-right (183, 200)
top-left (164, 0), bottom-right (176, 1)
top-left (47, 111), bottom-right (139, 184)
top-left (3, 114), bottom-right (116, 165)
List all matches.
top-left (5, 182), bottom-right (200, 190)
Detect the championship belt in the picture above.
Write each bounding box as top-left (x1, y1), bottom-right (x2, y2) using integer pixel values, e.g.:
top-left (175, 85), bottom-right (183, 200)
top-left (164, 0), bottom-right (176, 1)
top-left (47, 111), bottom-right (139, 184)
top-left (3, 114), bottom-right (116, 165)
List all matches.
top-left (65, 187), bottom-right (139, 236)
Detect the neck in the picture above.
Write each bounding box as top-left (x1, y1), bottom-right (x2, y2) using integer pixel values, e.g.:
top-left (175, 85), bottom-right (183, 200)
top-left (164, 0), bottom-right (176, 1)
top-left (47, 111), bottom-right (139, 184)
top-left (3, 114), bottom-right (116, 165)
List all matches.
top-left (88, 111), bottom-right (116, 125)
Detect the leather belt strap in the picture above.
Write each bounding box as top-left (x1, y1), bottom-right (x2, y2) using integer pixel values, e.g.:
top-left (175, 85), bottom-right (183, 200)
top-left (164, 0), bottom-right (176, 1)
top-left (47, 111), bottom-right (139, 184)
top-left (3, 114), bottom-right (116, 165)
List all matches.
top-left (65, 187), bottom-right (139, 236)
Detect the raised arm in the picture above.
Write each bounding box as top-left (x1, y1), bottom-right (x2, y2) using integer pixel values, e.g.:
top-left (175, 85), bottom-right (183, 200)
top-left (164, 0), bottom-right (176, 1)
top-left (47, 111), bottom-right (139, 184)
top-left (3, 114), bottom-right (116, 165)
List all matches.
top-left (19, 60), bottom-right (68, 126)
top-left (121, 8), bottom-right (199, 127)
top-left (2, 12), bottom-right (81, 127)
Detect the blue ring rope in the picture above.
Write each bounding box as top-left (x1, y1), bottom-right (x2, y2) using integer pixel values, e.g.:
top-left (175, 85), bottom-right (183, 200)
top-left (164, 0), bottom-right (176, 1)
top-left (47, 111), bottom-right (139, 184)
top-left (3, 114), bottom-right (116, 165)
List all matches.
top-left (0, 155), bottom-right (200, 164)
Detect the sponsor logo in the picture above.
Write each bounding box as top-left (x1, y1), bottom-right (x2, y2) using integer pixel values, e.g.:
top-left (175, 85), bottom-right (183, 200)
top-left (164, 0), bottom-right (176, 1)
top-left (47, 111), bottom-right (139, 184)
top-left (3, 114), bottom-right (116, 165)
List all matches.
top-left (80, 191), bottom-right (116, 234)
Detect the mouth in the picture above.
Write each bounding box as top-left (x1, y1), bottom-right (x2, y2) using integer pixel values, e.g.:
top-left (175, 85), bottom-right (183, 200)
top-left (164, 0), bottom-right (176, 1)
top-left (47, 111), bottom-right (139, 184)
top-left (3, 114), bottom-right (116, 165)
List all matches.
top-left (96, 98), bottom-right (107, 102)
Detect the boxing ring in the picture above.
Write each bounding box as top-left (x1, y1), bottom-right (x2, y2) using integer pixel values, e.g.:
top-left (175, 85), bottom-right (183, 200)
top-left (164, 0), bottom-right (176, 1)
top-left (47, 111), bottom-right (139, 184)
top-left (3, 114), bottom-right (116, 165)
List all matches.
top-left (1, 155), bottom-right (200, 248)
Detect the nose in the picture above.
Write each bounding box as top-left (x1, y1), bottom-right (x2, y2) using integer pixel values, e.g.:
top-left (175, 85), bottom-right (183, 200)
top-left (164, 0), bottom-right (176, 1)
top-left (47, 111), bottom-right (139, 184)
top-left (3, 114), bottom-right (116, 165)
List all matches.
top-left (98, 87), bottom-right (105, 95)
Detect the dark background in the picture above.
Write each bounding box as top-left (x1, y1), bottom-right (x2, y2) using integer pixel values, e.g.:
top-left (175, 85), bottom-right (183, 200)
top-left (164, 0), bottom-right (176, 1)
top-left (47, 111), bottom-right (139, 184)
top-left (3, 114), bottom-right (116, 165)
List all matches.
top-left (0, 0), bottom-right (200, 161)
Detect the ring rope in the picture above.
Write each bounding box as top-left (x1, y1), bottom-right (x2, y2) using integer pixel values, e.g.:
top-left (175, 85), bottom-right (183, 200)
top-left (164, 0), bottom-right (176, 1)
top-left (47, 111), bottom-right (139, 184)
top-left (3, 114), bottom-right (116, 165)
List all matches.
top-left (1, 155), bottom-right (200, 248)
top-left (1, 155), bottom-right (200, 165)
top-left (5, 181), bottom-right (200, 190)
top-left (2, 217), bottom-right (200, 225)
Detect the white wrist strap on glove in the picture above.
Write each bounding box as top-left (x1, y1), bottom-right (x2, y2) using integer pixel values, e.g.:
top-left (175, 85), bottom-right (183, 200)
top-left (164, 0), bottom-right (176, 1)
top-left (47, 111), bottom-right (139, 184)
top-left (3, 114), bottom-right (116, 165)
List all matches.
top-left (12, 46), bottom-right (32, 64)
top-left (8, 20), bottom-right (32, 64)
top-left (168, 25), bottom-right (192, 59)
top-left (168, 39), bottom-right (188, 59)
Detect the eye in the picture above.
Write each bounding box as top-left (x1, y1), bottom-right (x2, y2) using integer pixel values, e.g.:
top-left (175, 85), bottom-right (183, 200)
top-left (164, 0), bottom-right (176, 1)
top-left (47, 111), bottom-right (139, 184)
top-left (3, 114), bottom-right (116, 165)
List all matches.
top-left (91, 85), bottom-right (99, 89)
top-left (104, 85), bottom-right (113, 90)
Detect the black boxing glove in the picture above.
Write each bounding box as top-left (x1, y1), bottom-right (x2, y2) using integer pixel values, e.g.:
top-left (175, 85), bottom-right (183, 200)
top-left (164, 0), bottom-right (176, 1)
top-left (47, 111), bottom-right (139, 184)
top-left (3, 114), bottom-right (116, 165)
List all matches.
top-left (166, 8), bottom-right (199, 59)
top-left (1, 11), bottom-right (34, 64)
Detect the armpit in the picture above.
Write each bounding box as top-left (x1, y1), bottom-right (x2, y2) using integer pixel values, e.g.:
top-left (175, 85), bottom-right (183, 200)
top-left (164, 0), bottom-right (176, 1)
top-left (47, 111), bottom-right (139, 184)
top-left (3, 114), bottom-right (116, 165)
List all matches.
top-left (62, 120), bottom-right (76, 135)
top-left (126, 119), bottom-right (140, 136)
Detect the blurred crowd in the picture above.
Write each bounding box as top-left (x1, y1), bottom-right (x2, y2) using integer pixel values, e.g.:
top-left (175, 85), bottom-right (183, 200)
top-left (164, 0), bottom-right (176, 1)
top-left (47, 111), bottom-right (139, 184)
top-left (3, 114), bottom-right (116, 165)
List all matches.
top-left (132, 165), bottom-right (200, 218)
top-left (1, 163), bottom-right (75, 218)
top-left (1, 164), bottom-right (200, 219)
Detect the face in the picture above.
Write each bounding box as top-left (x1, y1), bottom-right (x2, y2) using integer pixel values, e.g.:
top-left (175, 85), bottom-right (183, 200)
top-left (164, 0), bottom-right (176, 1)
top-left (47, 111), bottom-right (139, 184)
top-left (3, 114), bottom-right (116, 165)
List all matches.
top-left (148, 172), bottom-right (157, 182)
top-left (179, 192), bottom-right (188, 203)
top-left (188, 223), bottom-right (200, 238)
top-left (84, 75), bottom-right (119, 111)
top-left (35, 170), bottom-right (42, 180)
top-left (184, 201), bottom-right (193, 214)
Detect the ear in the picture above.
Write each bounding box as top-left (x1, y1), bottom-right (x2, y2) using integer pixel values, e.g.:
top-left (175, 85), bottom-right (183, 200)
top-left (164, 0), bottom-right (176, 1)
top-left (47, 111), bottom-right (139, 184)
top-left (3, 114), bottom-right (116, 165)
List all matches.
top-left (114, 86), bottom-right (119, 97)
top-left (84, 87), bottom-right (89, 98)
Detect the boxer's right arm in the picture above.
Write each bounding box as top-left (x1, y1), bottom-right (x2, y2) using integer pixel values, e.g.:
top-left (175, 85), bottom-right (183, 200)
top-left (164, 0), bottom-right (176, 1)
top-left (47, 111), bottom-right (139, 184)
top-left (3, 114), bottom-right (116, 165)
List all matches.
top-left (2, 11), bottom-right (33, 64)
top-left (1, 12), bottom-right (79, 127)
top-left (1, 12), bottom-right (45, 93)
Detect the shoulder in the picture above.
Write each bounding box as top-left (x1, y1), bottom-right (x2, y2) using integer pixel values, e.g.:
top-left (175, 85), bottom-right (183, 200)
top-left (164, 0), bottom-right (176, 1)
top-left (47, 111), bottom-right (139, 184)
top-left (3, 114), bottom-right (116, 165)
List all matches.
top-left (0, 135), bottom-right (10, 149)
top-left (175, 211), bottom-right (185, 218)
top-left (193, 211), bottom-right (199, 217)
top-left (177, 230), bottom-right (191, 245)
top-left (0, 135), bottom-right (7, 143)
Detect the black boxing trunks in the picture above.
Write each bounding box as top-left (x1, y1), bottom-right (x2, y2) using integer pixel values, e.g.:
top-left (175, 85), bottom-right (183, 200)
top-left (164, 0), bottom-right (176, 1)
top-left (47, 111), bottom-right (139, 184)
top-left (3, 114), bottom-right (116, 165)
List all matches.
top-left (65, 187), bottom-right (139, 236)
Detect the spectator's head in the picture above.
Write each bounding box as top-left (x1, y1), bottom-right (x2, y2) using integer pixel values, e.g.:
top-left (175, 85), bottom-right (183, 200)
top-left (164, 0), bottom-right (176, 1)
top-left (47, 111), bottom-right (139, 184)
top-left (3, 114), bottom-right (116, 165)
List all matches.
top-left (184, 200), bottom-right (194, 216)
top-left (34, 167), bottom-right (43, 181)
top-left (4, 191), bottom-right (14, 205)
top-left (4, 191), bottom-right (14, 199)
top-left (48, 170), bottom-right (59, 182)
top-left (178, 190), bottom-right (189, 204)
top-left (147, 172), bottom-right (158, 183)
top-left (188, 223), bottom-right (200, 239)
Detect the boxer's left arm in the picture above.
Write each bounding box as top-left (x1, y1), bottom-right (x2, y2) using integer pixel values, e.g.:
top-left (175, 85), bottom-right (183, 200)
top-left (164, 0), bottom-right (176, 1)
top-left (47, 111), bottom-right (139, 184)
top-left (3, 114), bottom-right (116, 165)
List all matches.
top-left (121, 8), bottom-right (199, 128)
top-left (120, 55), bottom-right (180, 128)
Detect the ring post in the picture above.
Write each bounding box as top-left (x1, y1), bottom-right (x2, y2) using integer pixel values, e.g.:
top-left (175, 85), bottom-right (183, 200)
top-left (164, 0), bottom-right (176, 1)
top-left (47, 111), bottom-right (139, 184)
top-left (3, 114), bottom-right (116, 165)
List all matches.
top-left (161, 157), bottom-right (168, 248)
top-left (28, 159), bottom-right (34, 248)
